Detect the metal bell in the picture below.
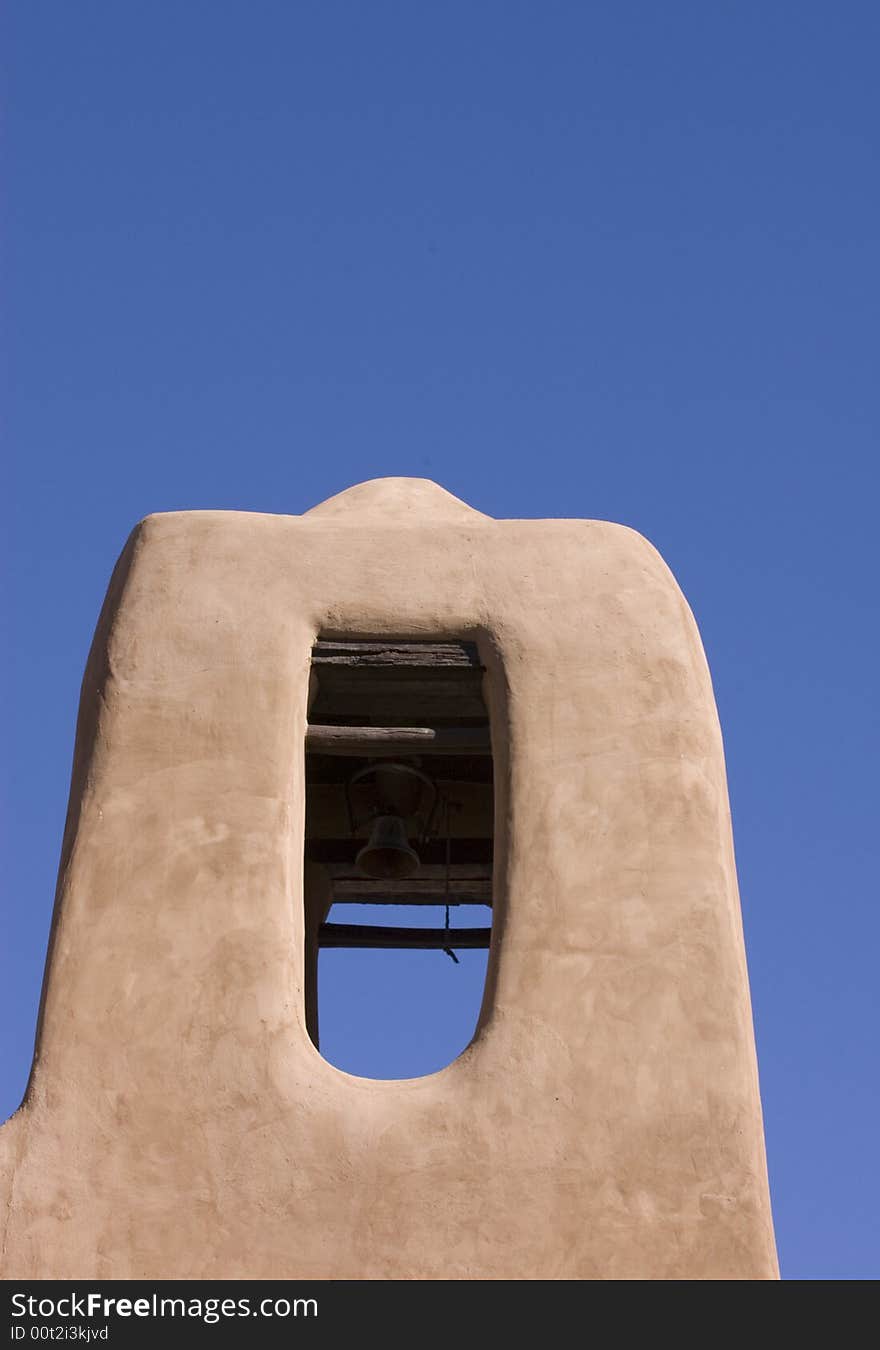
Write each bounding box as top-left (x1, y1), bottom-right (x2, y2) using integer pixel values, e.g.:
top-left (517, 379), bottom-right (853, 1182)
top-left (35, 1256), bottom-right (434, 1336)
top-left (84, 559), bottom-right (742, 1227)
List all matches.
top-left (355, 815), bottom-right (421, 880)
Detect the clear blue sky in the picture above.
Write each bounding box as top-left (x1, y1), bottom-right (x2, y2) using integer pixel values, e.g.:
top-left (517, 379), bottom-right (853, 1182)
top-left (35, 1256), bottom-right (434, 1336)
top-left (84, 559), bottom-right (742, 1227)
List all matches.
top-left (2, 3), bottom-right (877, 1281)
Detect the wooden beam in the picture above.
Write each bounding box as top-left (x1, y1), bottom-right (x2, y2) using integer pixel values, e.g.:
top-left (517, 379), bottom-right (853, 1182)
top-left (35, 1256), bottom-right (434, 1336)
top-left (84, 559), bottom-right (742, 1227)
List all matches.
top-left (319, 923), bottom-right (491, 950)
top-left (332, 894), bottom-right (489, 906)
top-left (305, 725), bottom-right (491, 756)
top-left (333, 881), bottom-right (491, 904)
top-left (310, 673), bottom-right (488, 721)
top-left (326, 861), bottom-right (491, 880)
top-left (327, 862), bottom-right (492, 903)
top-left (312, 641), bottom-right (482, 669)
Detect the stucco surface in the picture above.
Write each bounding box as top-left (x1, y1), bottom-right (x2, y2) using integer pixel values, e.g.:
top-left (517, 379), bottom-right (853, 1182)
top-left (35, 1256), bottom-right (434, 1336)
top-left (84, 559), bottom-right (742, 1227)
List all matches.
top-left (0, 478), bottom-right (777, 1279)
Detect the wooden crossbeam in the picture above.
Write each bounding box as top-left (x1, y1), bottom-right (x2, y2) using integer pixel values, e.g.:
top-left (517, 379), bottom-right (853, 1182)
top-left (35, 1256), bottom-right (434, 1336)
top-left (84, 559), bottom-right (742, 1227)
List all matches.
top-left (326, 862), bottom-right (492, 904)
top-left (333, 883), bottom-right (488, 896)
top-left (305, 725), bottom-right (491, 756)
top-left (324, 861), bottom-right (491, 880)
top-left (335, 892), bottom-right (489, 906)
top-left (332, 879), bottom-right (491, 904)
top-left (319, 923), bottom-right (491, 951)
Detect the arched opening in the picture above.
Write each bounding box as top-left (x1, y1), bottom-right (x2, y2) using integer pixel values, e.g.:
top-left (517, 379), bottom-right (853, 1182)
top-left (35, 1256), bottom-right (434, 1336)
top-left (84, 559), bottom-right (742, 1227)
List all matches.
top-left (303, 639), bottom-right (494, 1078)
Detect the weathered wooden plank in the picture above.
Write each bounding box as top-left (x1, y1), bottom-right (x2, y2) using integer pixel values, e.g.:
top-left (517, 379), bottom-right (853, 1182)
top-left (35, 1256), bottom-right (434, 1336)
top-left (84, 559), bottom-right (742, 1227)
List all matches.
top-left (305, 725), bottom-right (491, 756)
top-left (329, 862), bottom-right (492, 902)
top-left (310, 672), bottom-right (488, 722)
top-left (332, 894), bottom-right (489, 906)
top-left (333, 876), bottom-right (492, 902)
top-left (325, 862), bottom-right (492, 880)
top-left (312, 641), bottom-right (482, 669)
top-left (319, 923), bottom-right (491, 950)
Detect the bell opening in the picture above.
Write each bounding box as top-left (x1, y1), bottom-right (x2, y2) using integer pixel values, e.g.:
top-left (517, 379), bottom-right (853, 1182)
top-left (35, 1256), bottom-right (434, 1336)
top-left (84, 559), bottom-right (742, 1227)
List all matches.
top-left (304, 637), bottom-right (495, 1079)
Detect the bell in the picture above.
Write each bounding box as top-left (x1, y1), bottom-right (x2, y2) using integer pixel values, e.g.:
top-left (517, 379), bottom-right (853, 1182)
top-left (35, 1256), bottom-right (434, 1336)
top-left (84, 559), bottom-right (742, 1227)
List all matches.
top-left (356, 815), bottom-right (421, 880)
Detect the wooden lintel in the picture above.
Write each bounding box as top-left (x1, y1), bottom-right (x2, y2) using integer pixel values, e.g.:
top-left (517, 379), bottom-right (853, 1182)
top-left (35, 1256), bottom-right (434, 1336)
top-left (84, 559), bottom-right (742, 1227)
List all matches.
top-left (312, 641), bottom-right (482, 669)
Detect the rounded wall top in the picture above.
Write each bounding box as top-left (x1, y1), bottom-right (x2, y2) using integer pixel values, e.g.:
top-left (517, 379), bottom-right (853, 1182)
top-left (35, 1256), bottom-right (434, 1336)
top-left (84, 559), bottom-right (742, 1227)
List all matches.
top-left (303, 477), bottom-right (489, 524)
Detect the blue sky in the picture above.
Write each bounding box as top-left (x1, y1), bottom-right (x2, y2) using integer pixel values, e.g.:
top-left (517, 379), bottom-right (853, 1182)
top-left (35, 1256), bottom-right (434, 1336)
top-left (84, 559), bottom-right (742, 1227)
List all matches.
top-left (2, 3), bottom-right (878, 1280)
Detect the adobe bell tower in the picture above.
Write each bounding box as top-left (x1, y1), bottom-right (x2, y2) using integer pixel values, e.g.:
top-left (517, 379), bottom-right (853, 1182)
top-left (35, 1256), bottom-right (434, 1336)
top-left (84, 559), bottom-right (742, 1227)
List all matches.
top-left (0, 478), bottom-right (777, 1279)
